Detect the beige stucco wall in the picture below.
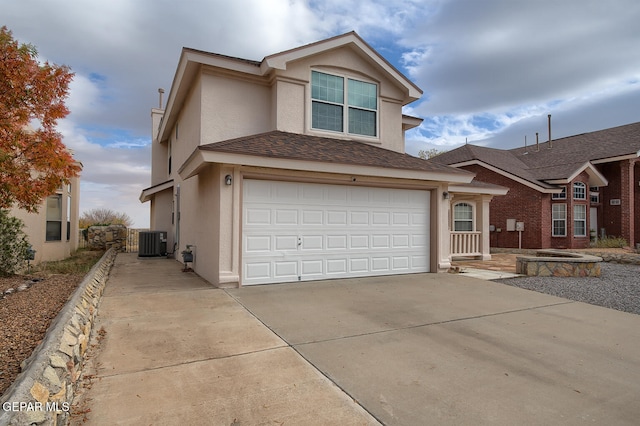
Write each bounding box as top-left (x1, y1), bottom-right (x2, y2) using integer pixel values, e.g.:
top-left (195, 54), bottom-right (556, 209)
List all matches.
top-left (9, 176), bottom-right (80, 264)
top-left (149, 188), bottom-right (175, 252)
top-left (150, 108), bottom-right (167, 186)
top-left (200, 70), bottom-right (272, 145)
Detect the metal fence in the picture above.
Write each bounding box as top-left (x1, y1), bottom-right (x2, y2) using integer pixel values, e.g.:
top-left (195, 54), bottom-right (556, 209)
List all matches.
top-left (78, 228), bottom-right (149, 253)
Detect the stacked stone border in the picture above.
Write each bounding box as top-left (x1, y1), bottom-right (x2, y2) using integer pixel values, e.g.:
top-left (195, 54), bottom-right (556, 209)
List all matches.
top-left (516, 250), bottom-right (603, 277)
top-left (0, 249), bottom-right (117, 426)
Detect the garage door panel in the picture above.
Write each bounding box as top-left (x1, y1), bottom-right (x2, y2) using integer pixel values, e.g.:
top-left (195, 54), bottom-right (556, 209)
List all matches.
top-left (274, 261), bottom-right (298, 279)
top-left (350, 258), bottom-right (369, 272)
top-left (372, 212), bottom-right (390, 225)
top-left (245, 235), bottom-right (271, 252)
top-left (275, 235), bottom-right (298, 251)
top-left (350, 211), bottom-right (369, 225)
top-left (275, 209), bottom-right (298, 225)
top-left (327, 210), bottom-right (348, 225)
top-left (245, 208), bottom-right (271, 225)
top-left (350, 235), bottom-right (369, 248)
top-left (242, 180), bottom-right (430, 285)
top-left (302, 210), bottom-right (323, 225)
top-left (327, 259), bottom-right (348, 274)
top-left (301, 235), bottom-right (323, 250)
top-left (372, 257), bottom-right (390, 271)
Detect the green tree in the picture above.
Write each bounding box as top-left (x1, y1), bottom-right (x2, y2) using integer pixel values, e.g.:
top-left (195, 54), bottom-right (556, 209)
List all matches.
top-left (0, 209), bottom-right (31, 276)
top-left (0, 26), bottom-right (80, 212)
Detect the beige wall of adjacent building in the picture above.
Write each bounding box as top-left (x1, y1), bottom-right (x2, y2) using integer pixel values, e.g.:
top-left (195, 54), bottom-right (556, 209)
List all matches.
top-left (9, 175), bottom-right (81, 264)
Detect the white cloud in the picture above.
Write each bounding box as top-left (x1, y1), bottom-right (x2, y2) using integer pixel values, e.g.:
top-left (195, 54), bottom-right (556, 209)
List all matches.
top-left (4, 0), bottom-right (639, 226)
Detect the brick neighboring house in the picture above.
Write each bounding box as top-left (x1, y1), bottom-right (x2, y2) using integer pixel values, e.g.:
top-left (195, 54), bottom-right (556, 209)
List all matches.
top-left (432, 121), bottom-right (640, 250)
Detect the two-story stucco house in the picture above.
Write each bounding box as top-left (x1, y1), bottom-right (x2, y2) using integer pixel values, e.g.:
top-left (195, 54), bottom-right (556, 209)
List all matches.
top-left (140, 32), bottom-right (506, 287)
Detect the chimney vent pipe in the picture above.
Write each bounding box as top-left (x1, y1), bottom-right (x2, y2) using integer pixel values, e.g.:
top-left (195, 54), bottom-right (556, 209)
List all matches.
top-left (548, 114), bottom-right (552, 148)
top-left (158, 88), bottom-right (165, 109)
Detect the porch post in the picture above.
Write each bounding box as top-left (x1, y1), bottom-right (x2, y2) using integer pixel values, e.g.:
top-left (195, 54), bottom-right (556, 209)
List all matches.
top-left (621, 159), bottom-right (635, 248)
top-left (478, 195), bottom-right (493, 260)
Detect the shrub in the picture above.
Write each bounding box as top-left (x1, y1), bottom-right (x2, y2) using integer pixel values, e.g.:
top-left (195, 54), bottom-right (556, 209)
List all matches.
top-left (0, 209), bottom-right (31, 276)
top-left (591, 236), bottom-right (628, 249)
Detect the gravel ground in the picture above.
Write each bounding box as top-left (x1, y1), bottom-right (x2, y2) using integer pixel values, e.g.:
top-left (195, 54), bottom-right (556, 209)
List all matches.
top-left (0, 273), bottom-right (84, 397)
top-left (496, 262), bottom-right (640, 315)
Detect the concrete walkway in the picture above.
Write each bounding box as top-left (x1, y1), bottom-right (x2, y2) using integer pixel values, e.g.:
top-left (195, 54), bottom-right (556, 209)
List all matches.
top-left (70, 254), bottom-right (377, 425)
top-left (72, 253), bottom-right (640, 425)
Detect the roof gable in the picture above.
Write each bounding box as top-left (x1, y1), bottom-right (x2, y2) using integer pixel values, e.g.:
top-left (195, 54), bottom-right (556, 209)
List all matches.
top-left (433, 121), bottom-right (640, 191)
top-left (158, 32), bottom-right (422, 142)
top-left (263, 32), bottom-right (422, 100)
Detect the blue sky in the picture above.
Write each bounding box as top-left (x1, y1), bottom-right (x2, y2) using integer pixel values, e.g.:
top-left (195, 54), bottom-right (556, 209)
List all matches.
top-left (4, 0), bottom-right (640, 227)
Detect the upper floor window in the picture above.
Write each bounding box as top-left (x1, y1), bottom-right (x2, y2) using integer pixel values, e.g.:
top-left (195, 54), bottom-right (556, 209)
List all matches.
top-left (573, 182), bottom-right (586, 200)
top-left (453, 202), bottom-right (474, 231)
top-left (311, 70), bottom-right (377, 137)
top-left (552, 186), bottom-right (566, 200)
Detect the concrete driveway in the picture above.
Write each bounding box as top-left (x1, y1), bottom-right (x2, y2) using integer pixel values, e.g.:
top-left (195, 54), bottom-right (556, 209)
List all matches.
top-left (227, 273), bottom-right (640, 425)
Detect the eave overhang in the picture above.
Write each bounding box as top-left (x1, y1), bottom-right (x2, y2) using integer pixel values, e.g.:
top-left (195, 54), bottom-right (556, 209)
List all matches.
top-left (139, 179), bottom-right (174, 203)
top-left (178, 149), bottom-right (474, 185)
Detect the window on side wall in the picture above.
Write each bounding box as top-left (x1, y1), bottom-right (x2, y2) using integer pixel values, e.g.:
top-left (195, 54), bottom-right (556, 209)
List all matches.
top-left (552, 186), bottom-right (566, 199)
top-left (311, 70), bottom-right (377, 137)
top-left (574, 205), bottom-right (587, 237)
top-left (453, 202), bottom-right (474, 232)
top-left (46, 194), bottom-right (63, 241)
top-left (552, 204), bottom-right (566, 237)
top-left (573, 182), bottom-right (586, 200)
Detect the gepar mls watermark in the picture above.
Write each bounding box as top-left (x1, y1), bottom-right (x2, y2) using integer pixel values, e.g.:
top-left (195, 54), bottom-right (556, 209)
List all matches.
top-left (2, 401), bottom-right (70, 412)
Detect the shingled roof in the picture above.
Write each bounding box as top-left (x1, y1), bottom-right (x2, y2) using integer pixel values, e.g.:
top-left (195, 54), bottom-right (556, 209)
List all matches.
top-left (432, 121), bottom-right (640, 188)
top-left (199, 130), bottom-right (471, 176)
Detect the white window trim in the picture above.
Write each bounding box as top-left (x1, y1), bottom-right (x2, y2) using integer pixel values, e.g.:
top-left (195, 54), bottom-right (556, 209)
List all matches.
top-left (310, 69), bottom-right (379, 139)
top-left (552, 204), bottom-right (567, 237)
top-left (452, 201), bottom-right (475, 232)
top-left (552, 186), bottom-right (566, 200)
top-left (573, 182), bottom-right (586, 200)
top-left (574, 204), bottom-right (587, 237)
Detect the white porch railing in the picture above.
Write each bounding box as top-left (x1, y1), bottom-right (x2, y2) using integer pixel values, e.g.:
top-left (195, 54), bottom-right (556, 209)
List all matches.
top-left (450, 231), bottom-right (481, 257)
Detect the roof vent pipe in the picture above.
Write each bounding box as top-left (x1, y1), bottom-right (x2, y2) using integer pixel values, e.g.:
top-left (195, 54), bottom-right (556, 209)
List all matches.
top-left (158, 88), bottom-right (165, 109)
top-left (548, 114), bottom-right (552, 148)
top-left (536, 132), bottom-right (539, 152)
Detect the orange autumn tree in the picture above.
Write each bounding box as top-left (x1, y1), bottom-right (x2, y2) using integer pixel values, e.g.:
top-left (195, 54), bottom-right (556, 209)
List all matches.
top-left (0, 26), bottom-right (80, 212)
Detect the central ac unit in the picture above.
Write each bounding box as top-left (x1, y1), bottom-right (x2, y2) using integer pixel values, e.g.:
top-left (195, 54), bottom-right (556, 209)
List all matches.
top-left (138, 231), bottom-right (167, 257)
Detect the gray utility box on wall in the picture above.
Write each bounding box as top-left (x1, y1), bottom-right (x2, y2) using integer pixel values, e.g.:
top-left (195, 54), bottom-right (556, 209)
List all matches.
top-left (138, 231), bottom-right (167, 257)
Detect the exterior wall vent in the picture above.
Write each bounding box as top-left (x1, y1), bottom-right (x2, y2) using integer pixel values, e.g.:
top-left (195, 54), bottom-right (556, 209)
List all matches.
top-left (138, 231), bottom-right (167, 257)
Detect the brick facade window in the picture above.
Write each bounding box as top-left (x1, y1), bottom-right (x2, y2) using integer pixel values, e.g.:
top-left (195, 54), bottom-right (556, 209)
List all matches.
top-left (552, 186), bottom-right (566, 199)
top-left (573, 182), bottom-right (586, 200)
top-left (552, 204), bottom-right (566, 236)
top-left (574, 204), bottom-right (587, 236)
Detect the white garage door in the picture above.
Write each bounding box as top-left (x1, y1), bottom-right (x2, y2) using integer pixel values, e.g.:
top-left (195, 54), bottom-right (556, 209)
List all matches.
top-left (242, 180), bottom-right (430, 285)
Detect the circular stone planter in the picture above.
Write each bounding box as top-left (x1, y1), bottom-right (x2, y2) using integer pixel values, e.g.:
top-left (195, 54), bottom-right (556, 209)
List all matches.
top-left (515, 250), bottom-right (603, 277)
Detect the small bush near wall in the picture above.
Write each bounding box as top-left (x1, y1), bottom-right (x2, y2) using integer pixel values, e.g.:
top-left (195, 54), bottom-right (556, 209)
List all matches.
top-left (591, 236), bottom-right (628, 249)
top-left (0, 209), bottom-right (31, 277)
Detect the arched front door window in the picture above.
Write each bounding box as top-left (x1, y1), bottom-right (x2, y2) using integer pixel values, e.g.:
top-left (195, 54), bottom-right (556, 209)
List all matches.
top-left (453, 202), bottom-right (474, 231)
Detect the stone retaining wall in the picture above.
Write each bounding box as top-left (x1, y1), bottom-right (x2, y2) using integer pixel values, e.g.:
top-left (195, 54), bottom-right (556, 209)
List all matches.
top-left (87, 225), bottom-right (127, 252)
top-left (0, 249), bottom-right (117, 426)
top-left (516, 250), bottom-right (603, 277)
